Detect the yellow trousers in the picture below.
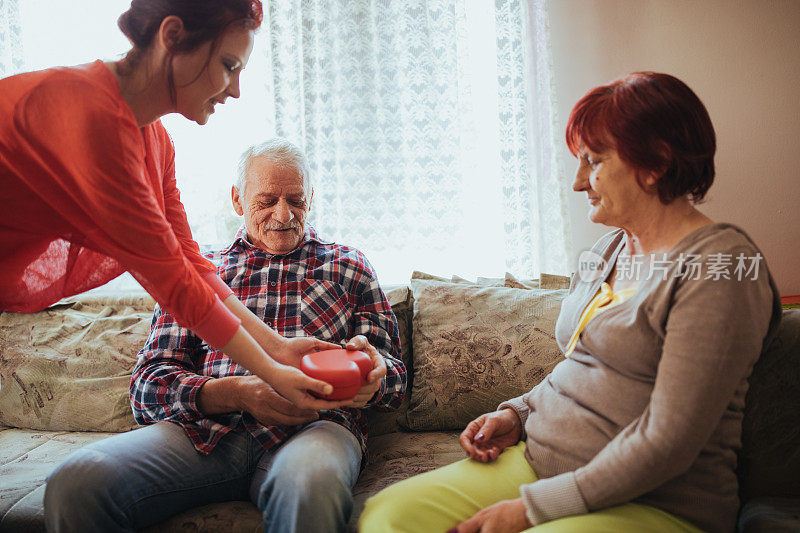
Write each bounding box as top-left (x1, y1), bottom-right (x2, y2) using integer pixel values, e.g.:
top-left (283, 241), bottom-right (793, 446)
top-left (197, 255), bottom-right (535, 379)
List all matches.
top-left (359, 443), bottom-right (703, 532)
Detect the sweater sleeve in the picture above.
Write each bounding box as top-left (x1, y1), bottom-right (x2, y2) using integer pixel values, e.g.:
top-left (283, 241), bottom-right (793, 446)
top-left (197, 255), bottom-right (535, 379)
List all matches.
top-left (9, 75), bottom-right (239, 348)
top-left (498, 390), bottom-right (533, 441)
top-left (519, 243), bottom-right (777, 525)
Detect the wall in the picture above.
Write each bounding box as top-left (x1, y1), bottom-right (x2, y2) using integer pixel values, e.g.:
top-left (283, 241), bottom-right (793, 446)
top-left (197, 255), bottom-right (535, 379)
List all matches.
top-left (546, 0), bottom-right (800, 295)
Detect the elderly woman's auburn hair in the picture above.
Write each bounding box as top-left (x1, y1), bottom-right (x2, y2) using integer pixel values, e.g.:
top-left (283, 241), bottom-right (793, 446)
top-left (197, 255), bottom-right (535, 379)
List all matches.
top-left (566, 72), bottom-right (716, 204)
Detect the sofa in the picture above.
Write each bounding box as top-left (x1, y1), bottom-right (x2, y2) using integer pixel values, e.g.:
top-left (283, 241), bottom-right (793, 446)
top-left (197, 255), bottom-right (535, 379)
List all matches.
top-left (1, 272), bottom-right (798, 532)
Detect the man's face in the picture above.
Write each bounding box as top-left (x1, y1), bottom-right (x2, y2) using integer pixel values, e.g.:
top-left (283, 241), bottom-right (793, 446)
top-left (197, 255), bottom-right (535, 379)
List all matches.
top-left (231, 157), bottom-right (310, 254)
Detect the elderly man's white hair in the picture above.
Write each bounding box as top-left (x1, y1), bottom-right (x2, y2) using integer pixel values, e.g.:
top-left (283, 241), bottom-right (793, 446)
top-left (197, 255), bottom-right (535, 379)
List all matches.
top-left (234, 138), bottom-right (311, 193)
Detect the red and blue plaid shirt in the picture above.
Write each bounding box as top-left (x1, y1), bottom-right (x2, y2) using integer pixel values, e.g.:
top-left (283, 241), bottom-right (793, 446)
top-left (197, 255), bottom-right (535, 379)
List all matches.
top-left (130, 226), bottom-right (405, 455)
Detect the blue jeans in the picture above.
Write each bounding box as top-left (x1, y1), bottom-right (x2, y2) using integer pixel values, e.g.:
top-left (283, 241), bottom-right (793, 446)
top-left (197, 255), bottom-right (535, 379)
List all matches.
top-left (44, 420), bottom-right (362, 533)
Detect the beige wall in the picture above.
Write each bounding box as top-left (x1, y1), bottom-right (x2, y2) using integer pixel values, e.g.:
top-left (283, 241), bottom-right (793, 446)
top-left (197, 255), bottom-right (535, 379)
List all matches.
top-left (546, 0), bottom-right (800, 295)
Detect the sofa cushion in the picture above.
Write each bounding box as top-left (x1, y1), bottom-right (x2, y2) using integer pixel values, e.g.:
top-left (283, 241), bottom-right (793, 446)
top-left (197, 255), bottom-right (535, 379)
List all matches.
top-left (0, 425), bottom-right (462, 532)
top-left (409, 270), bottom-right (571, 290)
top-left (0, 426), bottom-right (117, 530)
top-left (739, 309), bottom-right (800, 500)
top-left (405, 278), bottom-right (567, 431)
top-left (351, 430), bottom-right (463, 529)
top-left (366, 286), bottom-right (415, 437)
top-left (140, 501), bottom-right (263, 533)
top-left (0, 293), bottom-right (155, 433)
top-left (0, 426), bottom-right (267, 533)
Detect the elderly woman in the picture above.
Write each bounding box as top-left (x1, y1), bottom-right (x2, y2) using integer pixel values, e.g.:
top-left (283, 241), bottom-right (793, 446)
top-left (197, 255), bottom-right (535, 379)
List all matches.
top-left (359, 72), bottom-right (781, 532)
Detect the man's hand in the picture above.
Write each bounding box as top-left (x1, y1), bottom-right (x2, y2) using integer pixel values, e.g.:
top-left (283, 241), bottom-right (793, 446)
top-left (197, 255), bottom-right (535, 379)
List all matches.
top-left (340, 335), bottom-right (386, 408)
top-left (450, 499), bottom-right (531, 533)
top-left (460, 408), bottom-right (522, 462)
top-left (234, 375), bottom-right (320, 426)
top-left (270, 335), bottom-right (341, 367)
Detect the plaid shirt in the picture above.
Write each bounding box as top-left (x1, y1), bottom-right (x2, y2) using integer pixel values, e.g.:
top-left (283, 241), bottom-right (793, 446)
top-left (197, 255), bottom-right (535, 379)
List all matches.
top-left (130, 226), bottom-right (405, 455)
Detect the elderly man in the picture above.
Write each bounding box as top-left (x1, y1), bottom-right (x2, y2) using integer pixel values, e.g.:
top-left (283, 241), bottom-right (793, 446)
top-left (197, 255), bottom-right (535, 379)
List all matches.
top-left (44, 139), bottom-right (406, 533)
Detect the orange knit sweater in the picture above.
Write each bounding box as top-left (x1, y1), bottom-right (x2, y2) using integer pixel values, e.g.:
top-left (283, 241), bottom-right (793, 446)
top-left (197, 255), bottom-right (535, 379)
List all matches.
top-left (0, 61), bottom-right (239, 349)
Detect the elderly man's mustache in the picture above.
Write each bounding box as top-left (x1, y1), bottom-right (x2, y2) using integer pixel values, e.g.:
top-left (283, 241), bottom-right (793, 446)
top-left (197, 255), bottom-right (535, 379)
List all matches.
top-left (263, 221), bottom-right (301, 231)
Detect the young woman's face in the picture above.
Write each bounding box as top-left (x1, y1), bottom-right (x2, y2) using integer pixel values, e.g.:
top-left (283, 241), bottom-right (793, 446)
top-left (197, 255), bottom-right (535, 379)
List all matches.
top-left (171, 25), bottom-right (255, 125)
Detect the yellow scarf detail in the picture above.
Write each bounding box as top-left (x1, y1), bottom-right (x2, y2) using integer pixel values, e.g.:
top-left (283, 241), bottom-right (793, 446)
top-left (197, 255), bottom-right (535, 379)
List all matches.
top-left (563, 282), bottom-right (637, 358)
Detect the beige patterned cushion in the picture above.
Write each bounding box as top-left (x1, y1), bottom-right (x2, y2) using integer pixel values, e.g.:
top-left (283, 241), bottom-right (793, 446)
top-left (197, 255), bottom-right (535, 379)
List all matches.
top-left (540, 273), bottom-right (572, 289)
top-left (404, 278), bottom-right (566, 431)
top-left (367, 286), bottom-right (414, 437)
top-left (411, 269), bottom-right (571, 290)
top-left (0, 283), bottom-right (412, 436)
top-left (0, 293), bottom-right (155, 432)
top-left (351, 431), bottom-right (463, 529)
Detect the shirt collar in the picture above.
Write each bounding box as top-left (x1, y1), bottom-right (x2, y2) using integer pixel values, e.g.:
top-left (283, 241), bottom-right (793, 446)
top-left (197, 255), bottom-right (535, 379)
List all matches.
top-left (221, 224), bottom-right (332, 256)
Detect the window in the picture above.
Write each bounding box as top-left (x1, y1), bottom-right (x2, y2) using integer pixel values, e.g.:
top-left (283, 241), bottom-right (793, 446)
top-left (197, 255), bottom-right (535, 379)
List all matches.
top-left (1, 0), bottom-right (571, 286)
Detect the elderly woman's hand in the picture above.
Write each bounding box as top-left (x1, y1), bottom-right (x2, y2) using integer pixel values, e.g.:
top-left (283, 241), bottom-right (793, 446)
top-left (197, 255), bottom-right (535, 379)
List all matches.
top-left (459, 408), bottom-right (522, 462)
top-left (449, 498), bottom-right (531, 533)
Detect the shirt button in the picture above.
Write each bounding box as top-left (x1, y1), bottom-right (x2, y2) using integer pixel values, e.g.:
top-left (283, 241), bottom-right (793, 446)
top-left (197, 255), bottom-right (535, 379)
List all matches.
top-left (270, 281), bottom-right (277, 287)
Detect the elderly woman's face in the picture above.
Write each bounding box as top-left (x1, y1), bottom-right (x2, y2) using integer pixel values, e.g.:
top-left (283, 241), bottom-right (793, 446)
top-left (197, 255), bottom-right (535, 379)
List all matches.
top-left (572, 146), bottom-right (646, 228)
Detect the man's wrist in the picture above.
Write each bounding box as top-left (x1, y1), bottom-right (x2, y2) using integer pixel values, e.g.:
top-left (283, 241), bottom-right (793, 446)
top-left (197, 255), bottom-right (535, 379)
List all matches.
top-left (197, 376), bottom-right (245, 415)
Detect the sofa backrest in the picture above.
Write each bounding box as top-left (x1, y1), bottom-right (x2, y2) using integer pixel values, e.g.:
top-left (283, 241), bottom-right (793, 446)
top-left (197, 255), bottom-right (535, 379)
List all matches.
top-left (367, 272), bottom-right (571, 436)
top-left (739, 308), bottom-right (800, 499)
top-left (0, 275), bottom-right (568, 435)
top-left (0, 287), bottom-right (416, 433)
top-left (0, 292), bottom-right (155, 432)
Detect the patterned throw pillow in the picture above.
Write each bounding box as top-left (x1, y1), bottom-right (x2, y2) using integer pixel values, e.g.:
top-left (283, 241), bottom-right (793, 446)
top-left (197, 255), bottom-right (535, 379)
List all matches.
top-left (404, 278), bottom-right (567, 431)
top-left (0, 293), bottom-right (155, 432)
top-left (367, 285), bottom-right (415, 437)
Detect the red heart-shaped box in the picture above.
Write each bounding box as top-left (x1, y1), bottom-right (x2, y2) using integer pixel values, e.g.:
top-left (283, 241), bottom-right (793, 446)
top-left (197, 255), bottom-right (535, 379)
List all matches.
top-left (300, 348), bottom-right (372, 400)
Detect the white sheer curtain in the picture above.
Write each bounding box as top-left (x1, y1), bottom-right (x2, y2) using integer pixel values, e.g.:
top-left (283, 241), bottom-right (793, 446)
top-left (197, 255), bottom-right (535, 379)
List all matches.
top-left (266, 0), bottom-right (571, 281)
top-left (0, 0), bottom-right (23, 74)
top-left (0, 0), bottom-right (571, 285)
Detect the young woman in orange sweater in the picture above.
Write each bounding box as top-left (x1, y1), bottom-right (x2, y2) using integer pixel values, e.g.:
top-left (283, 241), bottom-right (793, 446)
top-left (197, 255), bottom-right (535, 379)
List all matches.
top-left (0, 0), bottom-right (342, 411)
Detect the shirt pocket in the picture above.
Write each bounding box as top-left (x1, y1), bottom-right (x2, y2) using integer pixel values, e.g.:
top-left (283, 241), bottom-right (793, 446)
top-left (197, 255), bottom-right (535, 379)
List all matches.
top-left (300, 279), bottom-right (354, 341)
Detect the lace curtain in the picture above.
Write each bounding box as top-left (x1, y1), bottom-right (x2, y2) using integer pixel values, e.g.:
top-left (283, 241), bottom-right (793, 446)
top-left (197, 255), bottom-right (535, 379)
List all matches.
top-left (0, 0), bottom-right (571, 285)
top-left (0, 0), bottom-right (23, 75)
top-left (266, 0), bottom-right (571, 281)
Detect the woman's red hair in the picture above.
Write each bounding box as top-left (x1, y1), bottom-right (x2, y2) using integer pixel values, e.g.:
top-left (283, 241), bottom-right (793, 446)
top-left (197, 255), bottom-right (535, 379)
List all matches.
top-left (566, 72), bottom-right (716, 204)
top-left (118, 0), bottom-right (264, 103)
